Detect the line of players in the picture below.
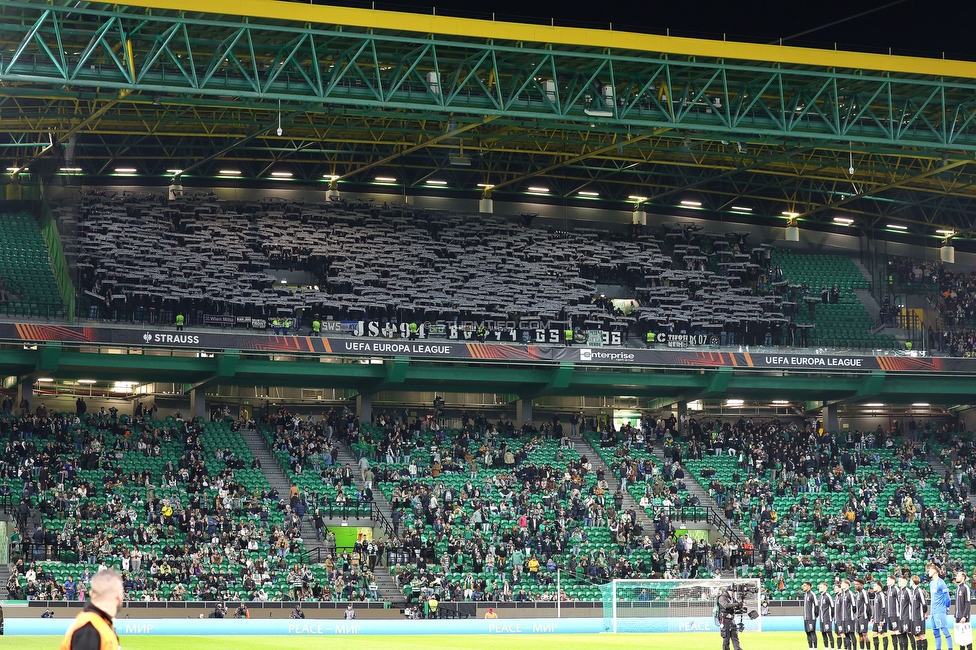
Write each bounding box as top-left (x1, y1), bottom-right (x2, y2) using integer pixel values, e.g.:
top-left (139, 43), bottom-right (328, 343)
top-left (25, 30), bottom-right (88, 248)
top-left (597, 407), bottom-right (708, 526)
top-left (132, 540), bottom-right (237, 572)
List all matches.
top-left (802, 565), bottom-right (972, 650)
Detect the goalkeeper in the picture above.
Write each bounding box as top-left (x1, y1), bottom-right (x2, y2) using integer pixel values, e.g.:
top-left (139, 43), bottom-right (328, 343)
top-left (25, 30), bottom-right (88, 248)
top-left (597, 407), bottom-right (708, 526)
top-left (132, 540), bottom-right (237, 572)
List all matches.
top-left (929, 564), bottom-right (953, 650)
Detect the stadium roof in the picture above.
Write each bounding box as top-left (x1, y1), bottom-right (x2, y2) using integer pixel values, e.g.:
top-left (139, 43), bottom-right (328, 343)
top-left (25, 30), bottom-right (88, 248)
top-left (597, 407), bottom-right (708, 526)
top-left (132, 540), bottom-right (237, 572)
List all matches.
top-left (3, 0), bottom-right (976, 242)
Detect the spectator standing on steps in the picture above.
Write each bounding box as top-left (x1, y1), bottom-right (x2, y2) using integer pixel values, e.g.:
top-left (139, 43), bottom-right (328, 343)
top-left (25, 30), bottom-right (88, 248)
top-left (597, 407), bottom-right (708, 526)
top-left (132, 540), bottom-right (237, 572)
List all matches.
top-left (358, 455), bottom-right (369, 483)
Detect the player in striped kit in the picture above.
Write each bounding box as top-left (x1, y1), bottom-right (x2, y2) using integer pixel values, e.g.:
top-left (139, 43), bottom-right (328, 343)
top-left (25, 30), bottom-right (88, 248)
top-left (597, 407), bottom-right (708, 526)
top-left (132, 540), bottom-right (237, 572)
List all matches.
top-left (871, 580), bottom-right (890, 650)
top-left (954, 571), bottom-right (971, 650)
top-left (820, 582), bottom-right (837, 650)
top-left (805, 582), bottom-right (821, 650)
top-left (909, 575), bottom-right (929, 650)
top-left (837, 579), bottom-right (856, 650)
top-left (888, 575), bottom-right (905, 650)
top-left (855, 578), bottom-right (872, 650)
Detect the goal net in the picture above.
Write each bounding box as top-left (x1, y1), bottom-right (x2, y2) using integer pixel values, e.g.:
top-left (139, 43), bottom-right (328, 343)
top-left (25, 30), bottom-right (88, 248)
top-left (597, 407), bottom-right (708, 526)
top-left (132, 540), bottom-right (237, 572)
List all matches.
top-left (600, 578), bottom-right (763, 634)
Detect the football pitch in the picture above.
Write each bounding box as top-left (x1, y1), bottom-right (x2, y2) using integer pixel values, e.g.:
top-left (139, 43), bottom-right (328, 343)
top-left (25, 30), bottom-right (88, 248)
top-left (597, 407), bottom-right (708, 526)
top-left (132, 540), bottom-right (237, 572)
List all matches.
top-left (0, 633), bottom-right (940, 650)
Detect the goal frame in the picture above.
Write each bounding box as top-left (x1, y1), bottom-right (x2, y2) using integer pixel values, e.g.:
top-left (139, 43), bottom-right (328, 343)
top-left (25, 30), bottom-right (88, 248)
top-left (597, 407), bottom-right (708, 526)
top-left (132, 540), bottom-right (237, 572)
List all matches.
top-left (606, 577), bottom-right (763, 634)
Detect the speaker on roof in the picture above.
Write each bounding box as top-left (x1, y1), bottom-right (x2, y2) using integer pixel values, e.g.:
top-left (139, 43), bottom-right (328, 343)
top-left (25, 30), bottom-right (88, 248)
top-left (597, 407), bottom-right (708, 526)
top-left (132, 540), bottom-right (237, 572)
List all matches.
top-left (785, 225), bottom-right (800, 242)
top-left (941, 245), bottom-right (955, 264)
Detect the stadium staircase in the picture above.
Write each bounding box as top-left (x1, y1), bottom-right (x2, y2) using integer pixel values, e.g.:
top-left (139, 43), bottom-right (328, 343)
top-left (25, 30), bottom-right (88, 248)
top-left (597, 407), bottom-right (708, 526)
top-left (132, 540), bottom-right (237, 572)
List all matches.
top-left (925, 452), bottom-right (976, 509)
top-left (572, 434), bottom-right (658, 535)
top-left (0, 562), bottom-right (10, 599)
top-left (239, 429), bottom-right (331, 560)
top-left (332, 440), bottom-right (404, 604)
top-left (243, 427), bottom-right (402, 602)
top-left (645, 443), bottom-right (751, 546)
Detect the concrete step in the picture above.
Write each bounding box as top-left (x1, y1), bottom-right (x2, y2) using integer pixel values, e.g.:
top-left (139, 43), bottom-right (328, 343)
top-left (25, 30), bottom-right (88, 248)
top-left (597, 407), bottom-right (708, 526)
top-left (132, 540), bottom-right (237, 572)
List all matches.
top-left (0, 563), bottom-right (10, 599)
top-left (334, 441), bottom-right (399, 541)
top-left (572, 435), bottom-right (656, 534)
top-left (240, 430), bottom-right (293, 493)
top-left (925, 453), bottom-right (976, 511)
top-left (646, 443), bottom-right (750, 543)
top-left (332, 441), bottom-right (405, 604)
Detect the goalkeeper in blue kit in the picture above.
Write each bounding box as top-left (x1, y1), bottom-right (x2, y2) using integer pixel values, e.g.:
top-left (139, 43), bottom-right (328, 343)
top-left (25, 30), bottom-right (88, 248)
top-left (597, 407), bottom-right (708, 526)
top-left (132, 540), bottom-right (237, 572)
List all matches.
top-left (930, 564), bottom-right (954, 650)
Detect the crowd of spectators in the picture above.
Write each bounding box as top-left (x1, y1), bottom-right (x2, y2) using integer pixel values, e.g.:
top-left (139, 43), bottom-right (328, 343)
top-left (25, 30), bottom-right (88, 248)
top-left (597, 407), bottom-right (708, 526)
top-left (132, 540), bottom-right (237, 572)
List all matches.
top-left (0, 404), bottom-right (378, 603)
top-left (662, 414), bottom-right (976, 588)
top-left (9, 392), bottom-right (976, 605)
top-left (885, 255), bottom-right (976, 355)
top-left (341, 413), bottom-right (747, 602)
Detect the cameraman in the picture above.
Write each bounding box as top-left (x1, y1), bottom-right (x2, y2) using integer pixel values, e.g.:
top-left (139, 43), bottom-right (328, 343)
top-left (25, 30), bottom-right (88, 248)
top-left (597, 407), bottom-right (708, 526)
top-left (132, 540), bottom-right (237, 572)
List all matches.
top-left (234, 604), bottom-right (249, 619)
top-left (717, 585), bottom-right (743, 650)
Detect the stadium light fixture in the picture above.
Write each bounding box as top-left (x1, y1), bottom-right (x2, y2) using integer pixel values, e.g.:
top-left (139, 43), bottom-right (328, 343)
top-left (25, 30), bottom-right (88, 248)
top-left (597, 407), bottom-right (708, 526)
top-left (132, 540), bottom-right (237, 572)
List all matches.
top-left (679, 200), bottom-right (702, 207)
top-left (731, 206), bottom-right (753, 212)
top-left (912, 402), bottom-right (930, 407)
top-left (77, 379), bottom-right (97, 384)
top-left (59, 167), bottom-right (83, 172)
top-left (375, 176), bottom-right (397, 182)
top-left (886, 224), bottom-right (908, 231)
top-left (271, 171), bottom-right (293, 178)
top-left (425, 180), bottom-right (448, 185)
top-left (772, 400), bottom-right (790, 405)
top-left (36, 378), bottom-right (54, 382)
top-left (726, 399), bottom-right (744, 406)
top-left (833, 217), bottom-right (854, 224)
top-left (782, 211), bottom-right (799, 217)
top-left (115, 168), bottom-right (137, 173)
top-left (477, 183), bottom-right (494, 189)
top-left (218, 169), bottom-right (241, 175)
top-left (6, 166), bottom-right (28, 172)
top-left (628, 195), bottom-right (648, 201)
top-left (578, 191), bottom-right (600, 197)
top-left (166, 169), bottom-right (183, 174)
top-left (528, 186), bottom-right (550, 193)
top-left (323, 174), bottom-right (338, 180)
top-left (936, 229), bottom-right (955, 236)
top-left (864, 403), bottom-right (884, 407)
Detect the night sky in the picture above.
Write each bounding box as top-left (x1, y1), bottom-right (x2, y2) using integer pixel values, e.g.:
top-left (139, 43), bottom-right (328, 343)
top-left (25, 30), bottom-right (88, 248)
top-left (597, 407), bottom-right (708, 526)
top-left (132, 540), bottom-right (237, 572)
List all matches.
top-left (364, 0), bottom-right (976, 61)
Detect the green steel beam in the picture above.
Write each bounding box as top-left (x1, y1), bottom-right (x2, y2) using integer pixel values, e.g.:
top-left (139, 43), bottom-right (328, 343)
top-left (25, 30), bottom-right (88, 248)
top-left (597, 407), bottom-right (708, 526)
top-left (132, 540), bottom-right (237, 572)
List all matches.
top-left (4, 347), bottom-right (976, 404)
top-left (701, 367), bottom-right (733, 396)
top-left (856, 371), bottom-right (887, 398)
top-left (5, 0), bottom-right (976, 152)
top-left (35, 342), bottom-right (61, 372)
top-left (521, 362), bottom-right (576, 400)
top-left (186, 350), bottom-right (241, 392)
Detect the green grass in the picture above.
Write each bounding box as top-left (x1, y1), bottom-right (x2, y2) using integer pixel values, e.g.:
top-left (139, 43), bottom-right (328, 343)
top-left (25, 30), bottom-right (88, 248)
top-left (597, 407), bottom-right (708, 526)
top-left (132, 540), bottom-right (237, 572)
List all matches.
top-left (0, 633), bottom-right (942, 650)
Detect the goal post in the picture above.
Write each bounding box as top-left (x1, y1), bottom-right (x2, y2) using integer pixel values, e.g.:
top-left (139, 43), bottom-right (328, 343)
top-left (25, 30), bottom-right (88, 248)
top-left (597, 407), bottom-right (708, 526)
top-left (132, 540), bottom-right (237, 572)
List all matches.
top-left (600, 578), bottom-right (763, 634)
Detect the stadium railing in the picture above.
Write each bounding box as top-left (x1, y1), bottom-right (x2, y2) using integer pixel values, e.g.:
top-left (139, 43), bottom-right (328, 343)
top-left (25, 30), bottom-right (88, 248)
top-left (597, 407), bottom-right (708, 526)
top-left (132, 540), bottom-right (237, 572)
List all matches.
top-left (15, 541), bottom-right (68, 562)
top-left (706, 506), bottom-right (742, 544)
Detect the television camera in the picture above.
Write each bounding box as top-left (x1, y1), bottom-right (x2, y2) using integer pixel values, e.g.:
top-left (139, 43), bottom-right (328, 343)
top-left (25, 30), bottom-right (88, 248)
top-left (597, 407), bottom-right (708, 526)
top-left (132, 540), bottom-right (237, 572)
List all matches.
top-left (723, 583), bottom-right (760, 632)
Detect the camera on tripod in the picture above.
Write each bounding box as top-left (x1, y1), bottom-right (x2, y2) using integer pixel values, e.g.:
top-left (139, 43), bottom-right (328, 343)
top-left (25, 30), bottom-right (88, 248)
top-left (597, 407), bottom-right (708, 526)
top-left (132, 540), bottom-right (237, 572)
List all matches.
top-left (726, 583), bottom-right (760, 630)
